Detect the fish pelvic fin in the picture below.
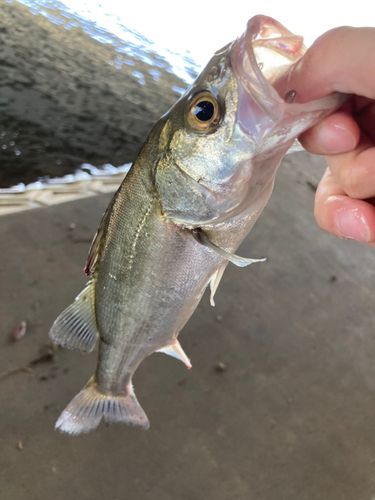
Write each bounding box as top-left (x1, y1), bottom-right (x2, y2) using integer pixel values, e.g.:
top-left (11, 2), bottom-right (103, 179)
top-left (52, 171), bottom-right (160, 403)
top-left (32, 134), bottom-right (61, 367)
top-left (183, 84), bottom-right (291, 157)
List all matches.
top-left (55, 377), bottom-right (150, 435)
top-left (192, 228), bottom-right (266, 268)
top-left (49, 280), bottom-right (98, 353)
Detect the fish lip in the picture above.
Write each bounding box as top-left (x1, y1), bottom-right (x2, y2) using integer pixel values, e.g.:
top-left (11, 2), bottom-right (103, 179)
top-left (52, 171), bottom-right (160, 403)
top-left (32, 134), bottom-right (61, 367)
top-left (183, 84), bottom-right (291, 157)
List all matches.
top-left (229, 16), bottom-right (305, 142)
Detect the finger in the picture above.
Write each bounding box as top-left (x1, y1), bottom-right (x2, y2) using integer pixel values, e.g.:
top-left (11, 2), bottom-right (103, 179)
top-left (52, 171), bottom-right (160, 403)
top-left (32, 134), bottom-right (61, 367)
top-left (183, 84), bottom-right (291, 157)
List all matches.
top-left (322, 139), bottom-right (375, 199)
top-left (286, 27), bottom-right (375, 102)
top-left (356, 100), bottom-right (375, 142)
top-left (299, 111), bottom-right (360, 154)
top-left (314, 168), bottom-right (375, 242)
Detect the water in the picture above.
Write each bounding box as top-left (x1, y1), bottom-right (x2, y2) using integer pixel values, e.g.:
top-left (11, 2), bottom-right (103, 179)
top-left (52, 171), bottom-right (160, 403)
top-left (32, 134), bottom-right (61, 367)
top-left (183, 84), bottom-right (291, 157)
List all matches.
top-left (0, 0), bottom-right (198, 188)
top-left (17, 0), bottom-right (200, 83)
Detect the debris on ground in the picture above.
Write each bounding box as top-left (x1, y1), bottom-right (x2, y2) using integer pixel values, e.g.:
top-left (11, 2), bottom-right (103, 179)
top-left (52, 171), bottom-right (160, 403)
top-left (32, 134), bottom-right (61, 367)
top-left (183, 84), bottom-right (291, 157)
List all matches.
top-left (29, 345), bottom-right (56, 367)
top-left (9, 320), bottom-right (27, 343)
top-left (306, 180), bottom-right (318, 193)
top-left (215, 361), bottom-right (227, 373)
top-left (0, 344), bottom-right (57, 382)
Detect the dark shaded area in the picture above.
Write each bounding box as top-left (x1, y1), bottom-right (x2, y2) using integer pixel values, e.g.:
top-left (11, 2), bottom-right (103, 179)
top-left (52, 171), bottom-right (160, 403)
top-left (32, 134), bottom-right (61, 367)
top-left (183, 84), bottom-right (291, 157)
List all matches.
top-left (0, 0), bottom-right (190, 187)
top-left (1, 153), bottom-right (375, 499)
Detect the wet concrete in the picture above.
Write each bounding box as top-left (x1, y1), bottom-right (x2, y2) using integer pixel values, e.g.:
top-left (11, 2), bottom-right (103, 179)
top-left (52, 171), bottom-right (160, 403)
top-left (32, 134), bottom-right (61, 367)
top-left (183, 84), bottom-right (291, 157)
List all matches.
top-left (1, 152), bottom-right (375, 500)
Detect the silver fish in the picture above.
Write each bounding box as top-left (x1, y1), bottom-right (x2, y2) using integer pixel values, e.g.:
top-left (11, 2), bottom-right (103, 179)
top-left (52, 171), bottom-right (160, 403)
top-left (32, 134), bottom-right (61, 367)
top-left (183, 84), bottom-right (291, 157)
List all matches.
top-left (49, 16), bottom-right (344, 434)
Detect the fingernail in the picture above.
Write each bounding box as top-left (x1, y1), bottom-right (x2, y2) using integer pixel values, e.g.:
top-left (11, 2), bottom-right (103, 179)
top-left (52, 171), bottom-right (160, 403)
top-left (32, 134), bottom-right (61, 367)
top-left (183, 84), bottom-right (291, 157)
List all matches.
top-left (335, 208), bottom-right (371, 241)
top-left (316, 122), bottom-right (357, 154)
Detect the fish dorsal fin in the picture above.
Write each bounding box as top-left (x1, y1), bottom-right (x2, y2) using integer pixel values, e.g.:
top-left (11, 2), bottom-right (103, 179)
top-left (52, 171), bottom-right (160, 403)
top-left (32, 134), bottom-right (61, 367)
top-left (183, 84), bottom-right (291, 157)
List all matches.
top-left (84, 194), bottom-right (117, 276)
top-left (49, 280), bottom-right (98, 353)
top-left (84, 229), bottom-right (102, 276)
top-left (209, 263), bottom-right (227, 307)
top-left (157, 340), bottom-right (192, 369)
top-left (192, 229), bottom-right (266, 268)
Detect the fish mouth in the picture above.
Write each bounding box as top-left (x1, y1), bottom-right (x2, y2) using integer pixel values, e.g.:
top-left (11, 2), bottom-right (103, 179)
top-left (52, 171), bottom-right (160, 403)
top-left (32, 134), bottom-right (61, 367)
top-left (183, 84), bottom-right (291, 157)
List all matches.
top-left (230, 16), bottom-right (304, 142)
top-left (230, 16), bottom-right (345, 146)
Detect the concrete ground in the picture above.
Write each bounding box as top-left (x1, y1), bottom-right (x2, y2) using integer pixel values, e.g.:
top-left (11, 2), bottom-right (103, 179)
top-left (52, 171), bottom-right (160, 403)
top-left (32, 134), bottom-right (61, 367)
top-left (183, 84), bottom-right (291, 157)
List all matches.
top-left (1, 152), bottom-right (375, 500)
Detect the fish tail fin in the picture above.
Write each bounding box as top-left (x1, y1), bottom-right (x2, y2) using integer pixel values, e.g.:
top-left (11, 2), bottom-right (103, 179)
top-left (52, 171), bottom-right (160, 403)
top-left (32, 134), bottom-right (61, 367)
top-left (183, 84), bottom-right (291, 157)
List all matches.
top-left (55, 377), bottom-right (150, 435)
top-left (49, 280), bottom-right (98, 353)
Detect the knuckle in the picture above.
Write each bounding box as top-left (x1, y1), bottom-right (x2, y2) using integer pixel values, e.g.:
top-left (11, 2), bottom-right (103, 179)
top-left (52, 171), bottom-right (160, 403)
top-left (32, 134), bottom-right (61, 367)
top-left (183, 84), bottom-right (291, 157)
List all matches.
top-left (313, 26), bottom-right (352, 49)
top-left (305, 26), bottom-right (353, 72)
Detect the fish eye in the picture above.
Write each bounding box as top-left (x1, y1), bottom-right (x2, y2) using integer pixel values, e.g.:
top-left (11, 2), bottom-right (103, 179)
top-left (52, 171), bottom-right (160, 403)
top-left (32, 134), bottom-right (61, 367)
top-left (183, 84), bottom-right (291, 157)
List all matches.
top-left (187, 91), bottom-right (221, 132)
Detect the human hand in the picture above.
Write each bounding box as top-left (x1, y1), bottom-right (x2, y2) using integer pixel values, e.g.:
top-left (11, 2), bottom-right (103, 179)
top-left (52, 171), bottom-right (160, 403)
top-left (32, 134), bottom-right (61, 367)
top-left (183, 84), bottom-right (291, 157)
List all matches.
top-left (285, 27), bottom-right (375, 244)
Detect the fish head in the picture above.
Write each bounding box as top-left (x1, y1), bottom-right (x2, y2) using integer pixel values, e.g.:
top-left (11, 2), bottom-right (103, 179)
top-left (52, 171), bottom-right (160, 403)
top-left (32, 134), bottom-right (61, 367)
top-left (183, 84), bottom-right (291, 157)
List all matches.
top-left (155, 15), bottom-right (346, 227)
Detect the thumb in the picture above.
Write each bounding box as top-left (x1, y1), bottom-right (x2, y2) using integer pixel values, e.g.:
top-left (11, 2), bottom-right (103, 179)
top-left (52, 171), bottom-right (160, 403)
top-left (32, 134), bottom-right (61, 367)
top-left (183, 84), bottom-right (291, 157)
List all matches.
top-left (280, 26), bottom-right (375, 102)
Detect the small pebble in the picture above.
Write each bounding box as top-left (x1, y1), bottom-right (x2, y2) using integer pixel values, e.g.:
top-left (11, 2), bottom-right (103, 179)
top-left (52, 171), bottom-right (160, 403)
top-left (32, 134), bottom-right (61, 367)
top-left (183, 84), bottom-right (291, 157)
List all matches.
top-left (16, 440), bottom-right (24, 451)
top-left (9, 320), bottom-right (27, 343)
top-left (216, 315), bottom-right (223, 322)
top-left (68, 222), bottom-right (76, 230)
top-left (215, 361), bottom-right (227, 373)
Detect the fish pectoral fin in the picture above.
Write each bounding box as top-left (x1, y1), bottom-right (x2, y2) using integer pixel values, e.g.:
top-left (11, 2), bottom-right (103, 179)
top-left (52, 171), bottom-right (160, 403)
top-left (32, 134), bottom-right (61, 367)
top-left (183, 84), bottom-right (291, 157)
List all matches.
top-left (209, 263), bottom-right (227, 307)
top-left (49, 280), bottom-right (99, 353)
top-left (157, 340), bottom-right (192, 369)
top-left (55, 377), bottom-right (149, 435)
top-left (192, 228), bottom-right (266, 268)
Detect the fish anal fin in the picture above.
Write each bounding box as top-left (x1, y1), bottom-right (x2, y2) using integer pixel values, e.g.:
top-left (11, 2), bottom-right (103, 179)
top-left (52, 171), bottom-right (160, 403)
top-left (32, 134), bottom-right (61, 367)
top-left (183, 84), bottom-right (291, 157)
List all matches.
top-left (55, 377), bottom-right (149, 435)
top-left (209, 264), bottom-right (227, 307)
top-left (49, 280), bottom-right (98, 353)
top-left (157, 340), bottom-right (192, 369)
top-left (192, 228), bottom-right (266, 268)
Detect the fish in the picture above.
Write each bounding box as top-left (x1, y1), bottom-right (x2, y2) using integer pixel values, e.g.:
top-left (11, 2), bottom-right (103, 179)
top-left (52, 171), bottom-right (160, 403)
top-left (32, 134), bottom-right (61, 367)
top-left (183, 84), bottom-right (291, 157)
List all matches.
top-left (49, 15), bottom-right (345, 434)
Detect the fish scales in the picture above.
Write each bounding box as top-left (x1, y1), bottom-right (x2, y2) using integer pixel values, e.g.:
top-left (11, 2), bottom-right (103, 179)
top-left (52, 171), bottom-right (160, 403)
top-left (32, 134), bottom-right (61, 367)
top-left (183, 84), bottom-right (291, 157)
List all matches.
top-left (95, 161), bottom-right (222, 395)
